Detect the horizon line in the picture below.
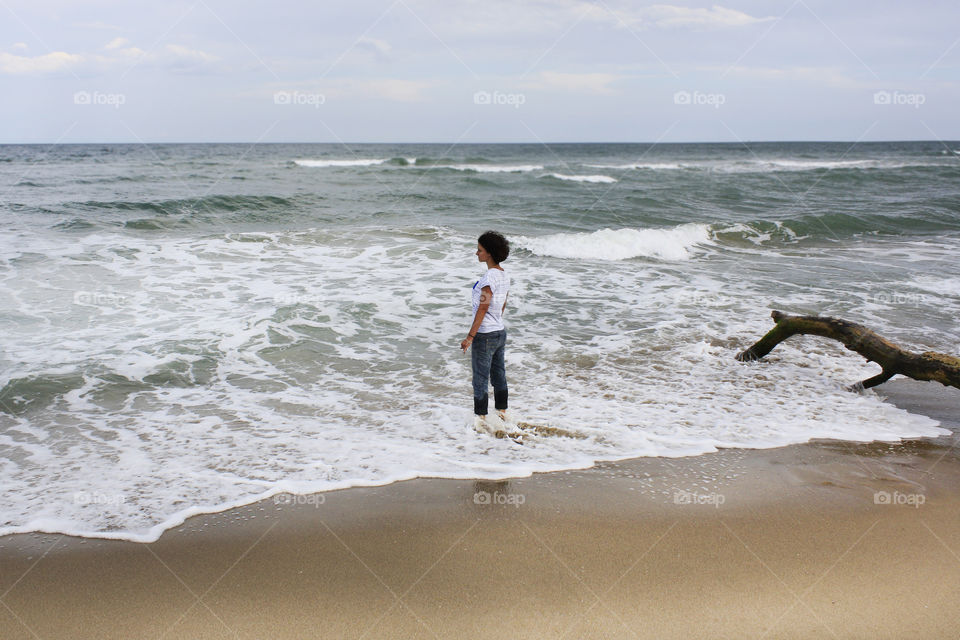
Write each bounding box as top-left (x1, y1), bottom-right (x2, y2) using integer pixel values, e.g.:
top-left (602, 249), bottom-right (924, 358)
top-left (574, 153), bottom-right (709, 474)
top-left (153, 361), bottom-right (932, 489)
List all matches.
top-left (1, 138), bottom-right (958, 146)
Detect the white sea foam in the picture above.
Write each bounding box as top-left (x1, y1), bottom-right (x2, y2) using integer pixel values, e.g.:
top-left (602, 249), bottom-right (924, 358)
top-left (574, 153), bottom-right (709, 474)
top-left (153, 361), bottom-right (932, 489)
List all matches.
top-left (586, 162), bottom-right (684, 170)
top-left (0, 224), bottom-right (953, 543)
top-left (713, 221), bottom-right (808, 245)
top-left (514, 224), bottom-right (712, 261)
top-left (294, 158), bottom-right (387, 167)
top-left (292, 159), bottom-right (543, 173)
top-left (542, 173), bottom-right (617, 183)
top-left (906, 275), bottom-right (960, 295)
top-left (585, 159), bottom-right (949, 173)
top-left (764, 159), bottom-right (875, 170)
top-left (437, 164), bottom-right (544, 173)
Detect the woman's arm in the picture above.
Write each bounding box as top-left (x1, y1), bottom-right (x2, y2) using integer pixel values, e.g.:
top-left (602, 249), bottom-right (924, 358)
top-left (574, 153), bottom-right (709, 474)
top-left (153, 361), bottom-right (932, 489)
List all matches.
top-left (461, 285), bottom-right (492, 352)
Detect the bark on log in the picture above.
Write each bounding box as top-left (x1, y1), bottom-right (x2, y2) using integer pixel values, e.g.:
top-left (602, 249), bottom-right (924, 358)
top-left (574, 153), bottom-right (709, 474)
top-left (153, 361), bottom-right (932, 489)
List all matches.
top-left (736, 310), bottom-right (960, 391)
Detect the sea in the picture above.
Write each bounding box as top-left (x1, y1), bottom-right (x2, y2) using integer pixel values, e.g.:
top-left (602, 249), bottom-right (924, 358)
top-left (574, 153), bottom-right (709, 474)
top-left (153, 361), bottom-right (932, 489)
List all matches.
top-left (1, 141), bottom-right (958, 542)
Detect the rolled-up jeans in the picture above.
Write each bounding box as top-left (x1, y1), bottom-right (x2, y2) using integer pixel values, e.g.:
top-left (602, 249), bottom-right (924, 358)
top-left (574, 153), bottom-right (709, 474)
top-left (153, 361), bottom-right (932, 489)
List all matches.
top-left (471, 329), bottom-right (508, 416)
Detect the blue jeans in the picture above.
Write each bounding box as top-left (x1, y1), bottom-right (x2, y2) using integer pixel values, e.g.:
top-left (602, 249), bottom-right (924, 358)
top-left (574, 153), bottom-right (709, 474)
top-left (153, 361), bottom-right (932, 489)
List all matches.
top-left (471, 329), bottom-right (508, 416)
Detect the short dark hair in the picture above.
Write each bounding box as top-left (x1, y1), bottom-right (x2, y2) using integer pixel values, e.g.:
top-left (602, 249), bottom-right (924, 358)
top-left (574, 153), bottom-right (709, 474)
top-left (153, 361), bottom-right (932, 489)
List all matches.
top-left (479, 230), bottom-right (509, 263)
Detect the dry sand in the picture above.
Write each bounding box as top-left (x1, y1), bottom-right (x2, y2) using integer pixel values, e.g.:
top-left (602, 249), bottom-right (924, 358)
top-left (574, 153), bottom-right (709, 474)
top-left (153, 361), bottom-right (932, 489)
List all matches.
top-left (1, 378), bottom-right (958, 639)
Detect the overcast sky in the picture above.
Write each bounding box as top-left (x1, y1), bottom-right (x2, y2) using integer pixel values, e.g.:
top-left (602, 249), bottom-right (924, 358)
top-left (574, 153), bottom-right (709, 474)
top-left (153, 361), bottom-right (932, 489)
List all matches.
top-left (1, 0), bottom-right (957, 143)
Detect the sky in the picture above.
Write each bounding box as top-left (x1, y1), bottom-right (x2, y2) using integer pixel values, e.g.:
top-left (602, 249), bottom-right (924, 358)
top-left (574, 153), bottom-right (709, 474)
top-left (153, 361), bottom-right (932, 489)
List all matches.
top-left (0, 0), bottom-right (957, 143)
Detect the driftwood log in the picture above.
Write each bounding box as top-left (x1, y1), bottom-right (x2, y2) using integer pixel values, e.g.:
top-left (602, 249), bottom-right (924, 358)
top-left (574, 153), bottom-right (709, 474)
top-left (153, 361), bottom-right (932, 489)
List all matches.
top-left (736, 311), bottom-right (960, 391)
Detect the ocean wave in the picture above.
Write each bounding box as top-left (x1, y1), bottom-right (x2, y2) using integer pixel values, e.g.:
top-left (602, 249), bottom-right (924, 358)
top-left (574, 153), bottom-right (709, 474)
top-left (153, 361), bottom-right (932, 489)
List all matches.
top-left (710, 221), bottom-right (808, 246)
top-left (585, 159), bottom-right (957, 173)
top-left (0, 373), bottom-right (86, 415)
top-left (435, 164), bottom-right (544, 173)
top-left (514, 224), bottom-right (712, 261)
top-left (0, 223), bottom-right (950, 543)
top-left (71, 175), bottom-right (151, 185)
top-left (67, 195), bottom-right (294, 222)
top-left (585, 162), bottom-right (684, 170)
top-left (294, 158), bottom-right (387, 167)
top-left (907, 274), bottom-right (960, 295)
top-left (711, 210), bottom-right (960, 246)
top-left (411, 157), bottom-right (454, 166)
top-left (123, 217), bottom-right (192, 230)
top-left (76, 194), bottom-right (296, 216)
top-left (40, 194), bottom-right (309, 231)
top-left (541, 173), bottom-right (617, 184)
top-left (283, 156), bottom-right (943, 176)
top-left (764, 159), bottom-right (874, 170)
top-left (290, 158), bottom-right (541, 173)
top-left (52, 219), bottom-right (99, 231)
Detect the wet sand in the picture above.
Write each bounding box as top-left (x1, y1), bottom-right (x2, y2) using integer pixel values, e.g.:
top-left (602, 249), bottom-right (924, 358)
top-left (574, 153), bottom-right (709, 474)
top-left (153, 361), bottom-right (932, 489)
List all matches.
top-left (1, 378), bottom-right (958, 639)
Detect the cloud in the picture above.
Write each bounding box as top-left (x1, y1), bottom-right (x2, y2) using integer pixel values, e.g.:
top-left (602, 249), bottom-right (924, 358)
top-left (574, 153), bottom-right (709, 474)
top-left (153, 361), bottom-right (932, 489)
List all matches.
top-left (333, 77), bottom-right (432, 102)
top-left (716, 65), bottom-right (869, 89)
top-left (0, 51), bottom-right (82, 74)
top-left (521, 71), bottom-right (622, 94)
top-left (104, 37), bottom-right (132, 50)
top-left (0, 40), bottom-right (219, 75)
top-left (106, 43), bottom-right (219, 72)
top-left (409, 1), bottom-right (772, 36)
top-left (614, 4), bottom-right (776, 30)
top-left (357, 37), bottom-right (392, 56)
top-left (351, 36), bottom-right (393, 65)
top-left (163, 44), bottom-right (219, 66)
top-left (426, 1), bottom-right (598, 36)
top-left (270, 77), bottom-right (434, 103)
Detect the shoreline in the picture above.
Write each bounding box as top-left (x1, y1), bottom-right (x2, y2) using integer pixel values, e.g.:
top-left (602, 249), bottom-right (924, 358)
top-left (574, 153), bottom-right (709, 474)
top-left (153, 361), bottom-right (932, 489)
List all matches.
top-left (2, 378), bottom-right (958, 638)
top-left (2, 378), bottom-right (953, 546)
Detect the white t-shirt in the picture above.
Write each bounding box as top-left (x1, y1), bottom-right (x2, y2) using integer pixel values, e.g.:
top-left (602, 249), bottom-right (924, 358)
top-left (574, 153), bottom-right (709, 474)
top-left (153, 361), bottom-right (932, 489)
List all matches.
top-left (471, 267), bottom-right (510, 333)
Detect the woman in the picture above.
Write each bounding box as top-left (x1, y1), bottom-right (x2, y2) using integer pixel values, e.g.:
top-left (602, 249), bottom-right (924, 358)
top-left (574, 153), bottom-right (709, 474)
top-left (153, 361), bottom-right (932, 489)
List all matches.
top-left (460, 231), bottom-right (511, 431)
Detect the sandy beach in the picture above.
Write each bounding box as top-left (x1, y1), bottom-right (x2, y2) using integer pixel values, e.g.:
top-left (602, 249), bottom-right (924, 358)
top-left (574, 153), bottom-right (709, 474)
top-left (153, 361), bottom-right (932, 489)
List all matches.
top-left (2, 378), bottom-right (958, 639)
